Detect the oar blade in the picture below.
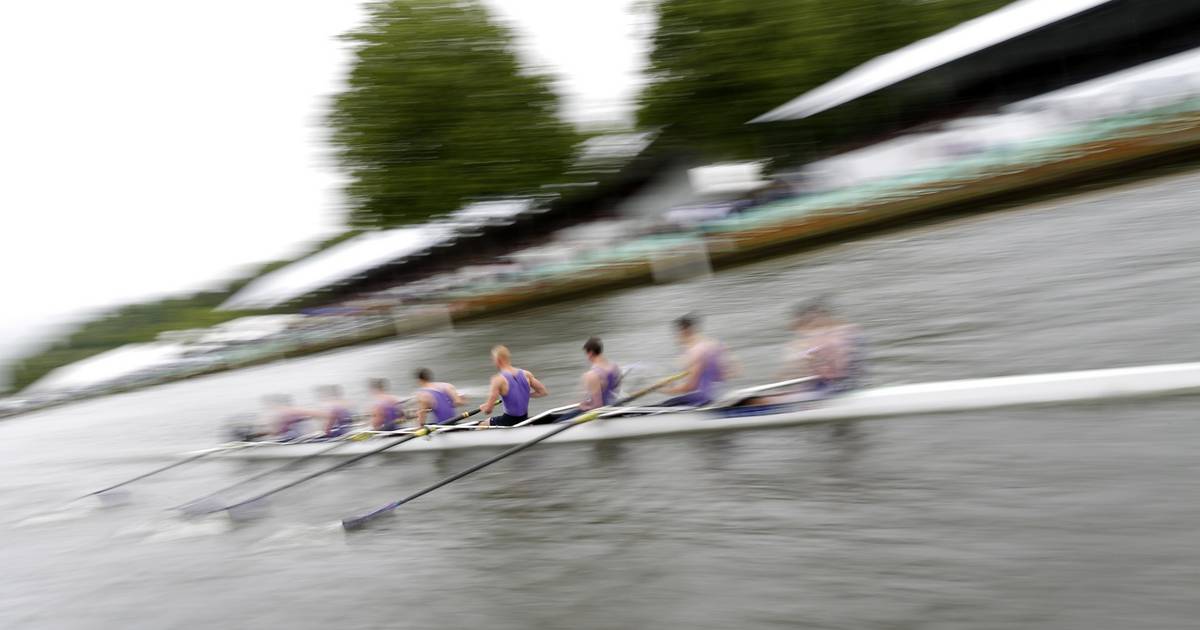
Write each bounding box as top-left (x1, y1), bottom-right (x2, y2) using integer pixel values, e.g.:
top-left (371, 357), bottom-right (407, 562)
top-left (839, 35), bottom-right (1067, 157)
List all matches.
top-left (340, 515), bottom-right (370, 531)
top-left (93, 488), bottom-right (133, 507)
top-left (226, 498), bottom-right (272, 523)
top-left (176, 496), bottom-right (226, 519)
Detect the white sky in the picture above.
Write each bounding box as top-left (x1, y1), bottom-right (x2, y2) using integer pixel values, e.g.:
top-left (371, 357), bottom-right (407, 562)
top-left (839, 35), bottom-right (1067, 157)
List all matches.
top-left (0, 0), bottom-right (649, 369)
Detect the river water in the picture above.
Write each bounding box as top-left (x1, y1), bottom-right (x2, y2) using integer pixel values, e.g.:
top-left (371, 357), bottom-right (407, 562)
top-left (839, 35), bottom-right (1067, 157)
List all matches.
top-left (4, 172), bottom-right (1200, 629)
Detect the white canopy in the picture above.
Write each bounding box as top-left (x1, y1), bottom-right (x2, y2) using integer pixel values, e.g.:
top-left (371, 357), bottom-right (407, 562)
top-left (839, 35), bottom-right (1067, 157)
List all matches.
top-left (752, 0), bottom-right (1116, 122)
top-left (222, 226), bottom-right (453, 310)
top-left (26, 343), bottom-right (187, 393)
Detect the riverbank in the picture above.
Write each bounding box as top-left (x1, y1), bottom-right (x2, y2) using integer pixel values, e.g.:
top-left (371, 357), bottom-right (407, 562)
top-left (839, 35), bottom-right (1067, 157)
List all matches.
top-left (447, 109), bottom-right (1200, 320)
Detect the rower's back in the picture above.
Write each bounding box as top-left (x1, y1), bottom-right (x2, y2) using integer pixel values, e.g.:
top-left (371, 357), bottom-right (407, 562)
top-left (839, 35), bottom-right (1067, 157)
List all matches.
top-left (424, 385), bottom-right (457, 421)
top-left (499, 368), bottom-right (531, 416)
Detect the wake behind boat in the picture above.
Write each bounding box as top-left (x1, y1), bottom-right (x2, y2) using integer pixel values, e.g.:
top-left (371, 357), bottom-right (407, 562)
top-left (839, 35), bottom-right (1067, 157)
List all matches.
top-left (201, 361), bottom-right (1200, 461)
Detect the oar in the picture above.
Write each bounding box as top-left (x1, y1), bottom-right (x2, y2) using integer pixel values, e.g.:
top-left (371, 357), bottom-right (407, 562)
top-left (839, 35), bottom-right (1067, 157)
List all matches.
top-left (82, 443), bottom-right (248, 505)
top-left (712, 376), bottom-right (818, 407)
top-left (341, 370), bottom-right (688, 532)
top-left (173, 429), bottom-right (376, 516)
top-left (218, 403), bottom-right (495, 521)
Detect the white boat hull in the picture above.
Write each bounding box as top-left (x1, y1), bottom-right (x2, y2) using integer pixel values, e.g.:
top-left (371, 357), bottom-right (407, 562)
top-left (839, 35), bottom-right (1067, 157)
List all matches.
top-left (214, 362), bottom-right (1200, 460)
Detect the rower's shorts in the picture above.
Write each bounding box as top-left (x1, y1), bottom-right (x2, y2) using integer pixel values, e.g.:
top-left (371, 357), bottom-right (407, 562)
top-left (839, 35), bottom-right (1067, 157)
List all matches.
top-left (661, 391), bottom-right (712, 407)
top-left (490, 413), bottom-right (528, 427)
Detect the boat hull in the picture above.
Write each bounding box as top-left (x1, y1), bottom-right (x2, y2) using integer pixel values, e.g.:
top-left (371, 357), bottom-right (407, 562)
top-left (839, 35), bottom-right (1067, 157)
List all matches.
top-left (210, 362), bottom-right (1200, 460)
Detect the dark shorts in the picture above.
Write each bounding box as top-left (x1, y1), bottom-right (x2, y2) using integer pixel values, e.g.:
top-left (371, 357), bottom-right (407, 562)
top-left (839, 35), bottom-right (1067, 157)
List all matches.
top-left (661, 391), bottom-right (712, 407)
top-left (490, 413), bottom-right (528, 427)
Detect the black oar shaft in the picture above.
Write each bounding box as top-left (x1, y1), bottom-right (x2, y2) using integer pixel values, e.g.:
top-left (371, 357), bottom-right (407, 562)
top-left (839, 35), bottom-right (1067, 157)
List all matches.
top-left (88, 447), bottom-right (229, 497)
top-left (221, 406), bottom-right (489, 515)
top-left (342, 371), bottom-right (687, 531)
top-left (173, 438), bottom-right (356, 511)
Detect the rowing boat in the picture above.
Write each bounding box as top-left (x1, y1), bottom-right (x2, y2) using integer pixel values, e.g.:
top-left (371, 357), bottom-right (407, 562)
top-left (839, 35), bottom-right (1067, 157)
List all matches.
top-left (202, 362), bottom-right (1200, 460)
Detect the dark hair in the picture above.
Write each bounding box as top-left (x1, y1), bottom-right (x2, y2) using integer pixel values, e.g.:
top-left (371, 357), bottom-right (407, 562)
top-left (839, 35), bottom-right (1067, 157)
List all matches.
top-left (674, 313), bottom-right (698, 332)
top-left (368, 378), bottom-right (388, 391)
top-left (415, 367), bottom-right (433, 382)
top-left (583, 337), bottom-right (603, 355)
top-left (793, 296), bottom-right (832, 320)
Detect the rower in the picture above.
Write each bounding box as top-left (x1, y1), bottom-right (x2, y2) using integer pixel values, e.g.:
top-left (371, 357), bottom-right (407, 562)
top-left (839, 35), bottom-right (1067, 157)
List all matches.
top-left (479, 345), bottom-right (549, 426)
top-left (367, 378), bottom-right (405, 432)
top-left (660, 314), bottom-right (732, 407)
top-left (413, 368), bottom-right (466, 427)
top-left (265, 394), bottom-right (311, 441)
top-left (315, 385), bottom-right (355, 438)
top-left (785, 299), bottom-right (863, 396)
top-left (543, 336), bottom-right (622, 423)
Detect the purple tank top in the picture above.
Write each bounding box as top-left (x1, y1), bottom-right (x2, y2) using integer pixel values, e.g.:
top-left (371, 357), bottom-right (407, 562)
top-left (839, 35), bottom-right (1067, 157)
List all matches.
top-left (694, 345), bottom-right (724, 400)
top-left (584, 364), bottom-right (621, 408)
top-left (421, 386), bottom-right (457, 424)
top-left (376, 399), bottom-right (400, 432)
top-left (279, 412), bottom-right (306, 440)
top-left (327, 406), bottom-right (353, 437)
top-left (500, 369), bottom-right (531, 417)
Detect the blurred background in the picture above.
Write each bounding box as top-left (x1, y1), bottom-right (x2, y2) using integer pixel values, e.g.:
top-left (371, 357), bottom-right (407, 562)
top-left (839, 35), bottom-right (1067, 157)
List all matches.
top-left (3, 1), bottom-right (1200, 628)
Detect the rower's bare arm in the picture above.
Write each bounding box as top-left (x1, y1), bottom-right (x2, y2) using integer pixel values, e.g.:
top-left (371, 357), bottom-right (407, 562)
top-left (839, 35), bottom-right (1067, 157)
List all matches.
top-left (480, 376), bottom-right (503, 414)
top-left (668, 354), bottom-right (702, 394)
top-left (583, 371), bottom-right (602, 409)
top-left (527, 371), bottom-right (549, 398)
top-left (448, 384), bottom-right (465, 406)
top-left (415, 393), bottom-right (430, 427)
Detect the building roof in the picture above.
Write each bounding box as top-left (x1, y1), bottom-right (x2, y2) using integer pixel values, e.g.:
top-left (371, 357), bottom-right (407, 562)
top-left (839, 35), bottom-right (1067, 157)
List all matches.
top-left (752, 0), bottom-right (1116, 122)
top-left (221, 226), bottom-right (453, 310)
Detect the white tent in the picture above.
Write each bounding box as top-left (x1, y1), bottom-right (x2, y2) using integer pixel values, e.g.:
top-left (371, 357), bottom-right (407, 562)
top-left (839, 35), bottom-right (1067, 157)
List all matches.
top-left (221, 226), bottom-right (453, 310)
top-left (752, 0), bottom-right (1116, 122)
top-left (26, 343), bottom-right (187, 393)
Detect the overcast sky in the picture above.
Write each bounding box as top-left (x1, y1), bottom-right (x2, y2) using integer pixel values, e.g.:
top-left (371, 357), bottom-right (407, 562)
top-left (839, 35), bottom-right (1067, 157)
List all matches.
top-left (0, 0), bottom-right (649, 368)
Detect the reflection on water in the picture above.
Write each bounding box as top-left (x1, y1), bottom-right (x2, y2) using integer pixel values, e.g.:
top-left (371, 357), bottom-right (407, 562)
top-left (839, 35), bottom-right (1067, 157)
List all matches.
top-left (3, 173), bottom-right (1200, 628)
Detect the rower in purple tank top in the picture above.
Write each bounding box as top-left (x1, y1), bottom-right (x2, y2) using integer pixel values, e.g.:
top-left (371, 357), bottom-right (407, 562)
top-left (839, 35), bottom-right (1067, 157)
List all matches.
top-left (414, 368), bottom-right (465, 427)
top-left (480, 345), bottom-right (549, 427)
top-left (367, 378), bottom-right (405, 432)
top-left (580, 337), bottom-right (621, 410)
top-left (315, 385), bottom-right (356, 438)
top-left (543, 336), bottom-right (623, 424)
top-left (265, 394), bottom-right (311, 441)
top-left (661, 313), bottom-right (735, 407)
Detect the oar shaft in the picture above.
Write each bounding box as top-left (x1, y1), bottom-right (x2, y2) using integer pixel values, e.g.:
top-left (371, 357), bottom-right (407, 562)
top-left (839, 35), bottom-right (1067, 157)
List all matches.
top-left (221, 405), bottom-right (490, 515)
top-left (342, 371), bottom-right (687, 531)
top-left (172, 438), bottom-right (357, 511)
top-left (347, 417), bottom-right (584, 526)
top-left (87, 446), bottom-right (231, 497)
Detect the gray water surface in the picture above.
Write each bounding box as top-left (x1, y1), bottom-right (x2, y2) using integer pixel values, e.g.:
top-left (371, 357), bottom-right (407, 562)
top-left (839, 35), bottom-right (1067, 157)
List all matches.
top-left (3, 173), bottom-right (1200, 629)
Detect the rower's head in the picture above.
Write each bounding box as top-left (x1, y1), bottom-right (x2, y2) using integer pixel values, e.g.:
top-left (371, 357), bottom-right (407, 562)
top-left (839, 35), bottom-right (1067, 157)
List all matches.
top-left (792, 298), bottom-right (832, 330)
top-left (491, 345), bottom-right (512, 369)
top-left (674, 313), bottom-right (698, 343)
top-left (415, 367), bottom-right (433, 385)
top-left (368, 378), bottom-right (389, 394)
top-left (583, 337), bottom-right (603, 362)
top-left (264, 394), bottom-right (292, 408)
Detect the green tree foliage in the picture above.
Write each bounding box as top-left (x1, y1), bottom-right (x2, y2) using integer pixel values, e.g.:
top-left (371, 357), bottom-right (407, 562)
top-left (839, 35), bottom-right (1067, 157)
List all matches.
top-left (638, 0), bottom-right (1011, 161)
top-left (330, 0), bottom-right (581, 227)
top-left (7, 297), bottom-right (249, 393)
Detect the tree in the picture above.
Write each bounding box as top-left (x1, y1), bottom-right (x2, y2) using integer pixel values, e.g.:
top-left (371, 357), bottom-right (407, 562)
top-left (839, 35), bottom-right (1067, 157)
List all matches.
top-left (330, 0), bottom-right (581, 227)
top-left (637, 0), bottom-right (1010, 162)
